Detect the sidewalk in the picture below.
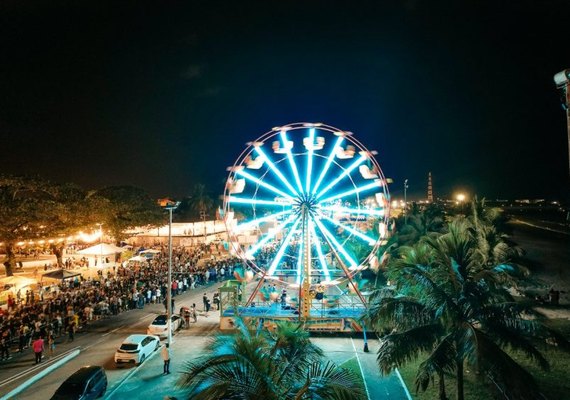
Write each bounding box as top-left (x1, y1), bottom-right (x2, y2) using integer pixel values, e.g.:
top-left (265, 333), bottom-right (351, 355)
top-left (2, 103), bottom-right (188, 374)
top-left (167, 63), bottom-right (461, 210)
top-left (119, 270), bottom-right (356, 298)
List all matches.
top-left (106, 309), bottom-right (411, 400)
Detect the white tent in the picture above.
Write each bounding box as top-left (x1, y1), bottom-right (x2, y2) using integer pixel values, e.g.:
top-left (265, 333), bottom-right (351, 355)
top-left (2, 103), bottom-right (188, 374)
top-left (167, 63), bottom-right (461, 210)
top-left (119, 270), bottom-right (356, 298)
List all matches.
top-left (77, 243), bottom-right (126, 255)
top-left (128, 256), bottom-right (148, 262)
top-left (139, 249), bottom-right (161, 254)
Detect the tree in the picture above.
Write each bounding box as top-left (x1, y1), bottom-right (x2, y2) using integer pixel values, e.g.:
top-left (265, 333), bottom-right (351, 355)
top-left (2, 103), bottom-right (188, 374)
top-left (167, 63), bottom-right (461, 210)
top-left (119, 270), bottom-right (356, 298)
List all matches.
top-left (367, 218), bottom-right (569, 400)
top-left (178, 319), bottom-right (366, 399)
top-left (396, 202), bottom-right (445, 247)
top-left (90, 186), bottom-right (164, 244)
top-left (0, 176), bottom-right (93, 275)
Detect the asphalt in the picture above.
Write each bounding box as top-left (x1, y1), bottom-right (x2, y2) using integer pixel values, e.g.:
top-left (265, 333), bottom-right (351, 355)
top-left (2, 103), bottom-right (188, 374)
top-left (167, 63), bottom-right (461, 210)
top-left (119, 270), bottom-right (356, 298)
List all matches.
top-left (104, 304), bottom-right (411, 400)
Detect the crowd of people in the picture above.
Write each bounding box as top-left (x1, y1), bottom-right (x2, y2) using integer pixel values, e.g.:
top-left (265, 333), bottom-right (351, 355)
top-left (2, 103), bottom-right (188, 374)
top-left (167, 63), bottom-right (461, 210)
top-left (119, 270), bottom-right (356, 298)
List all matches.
top-left (0, 244), bottom-right (242, 363)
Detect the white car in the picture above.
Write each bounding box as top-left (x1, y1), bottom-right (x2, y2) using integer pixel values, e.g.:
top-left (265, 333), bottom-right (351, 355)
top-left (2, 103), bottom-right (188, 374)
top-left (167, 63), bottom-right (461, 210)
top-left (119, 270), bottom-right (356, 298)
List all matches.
top-left (114, 334), bottom-right (160, 365)
top-left (147, 314), bottom-right (182, 338)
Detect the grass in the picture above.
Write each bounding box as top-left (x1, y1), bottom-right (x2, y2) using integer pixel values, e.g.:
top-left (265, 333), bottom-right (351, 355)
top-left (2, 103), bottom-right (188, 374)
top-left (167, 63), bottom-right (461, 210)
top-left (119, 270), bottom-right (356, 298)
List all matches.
top-left (339, 356), bottom-right (366, 393)
top-left (397, 319), bottom-right (570, 400)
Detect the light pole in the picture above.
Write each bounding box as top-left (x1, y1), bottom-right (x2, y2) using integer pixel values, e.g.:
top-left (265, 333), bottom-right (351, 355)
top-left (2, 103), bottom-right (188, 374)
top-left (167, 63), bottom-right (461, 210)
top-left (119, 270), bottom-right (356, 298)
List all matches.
top-left (163, 201), bottom-right (181, 346)
top-left (554, 69), bottom-right (570, 177)
top-left (404, 179), bottom-right (409, 224)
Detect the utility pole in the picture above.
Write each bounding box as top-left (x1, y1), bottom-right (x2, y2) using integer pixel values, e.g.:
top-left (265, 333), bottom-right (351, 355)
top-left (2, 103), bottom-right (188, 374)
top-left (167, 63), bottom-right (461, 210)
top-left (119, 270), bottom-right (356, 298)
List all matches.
top-left (163, 201), bottom-right (180, 346)
top-left (404, 179), bottom-right (409, 224)
top-left (427, 172), bottom-right (433, 203)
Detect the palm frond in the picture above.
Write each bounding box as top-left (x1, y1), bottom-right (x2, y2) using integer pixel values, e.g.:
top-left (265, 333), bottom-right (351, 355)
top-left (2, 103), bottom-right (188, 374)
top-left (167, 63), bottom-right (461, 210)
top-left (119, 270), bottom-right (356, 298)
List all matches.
top-left (415, 332), bottom-right (456, 392)
top-left (377, 324), bottom-right (443, 374)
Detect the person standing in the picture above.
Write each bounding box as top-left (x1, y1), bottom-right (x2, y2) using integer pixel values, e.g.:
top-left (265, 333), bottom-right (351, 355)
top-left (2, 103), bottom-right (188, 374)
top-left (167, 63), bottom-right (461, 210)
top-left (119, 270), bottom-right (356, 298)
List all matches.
top-left (161, 343), bottom-right (171, 374)
top-left (67, 321), bottom-right (75, 342)
top-left (191, 303), bottom-right (198, 323)
top-left (202, 293), bottom-right (208, 311)
top-left (33, 336), bottom-right (44, 364)
top-left (213, 292), bottom-right (220, 310)
top-left (47, 331), bottom-right (55, 357)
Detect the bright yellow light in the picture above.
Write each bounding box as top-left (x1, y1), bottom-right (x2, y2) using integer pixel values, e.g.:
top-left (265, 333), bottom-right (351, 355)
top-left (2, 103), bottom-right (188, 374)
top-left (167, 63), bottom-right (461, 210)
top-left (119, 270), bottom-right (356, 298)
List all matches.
top-left (456, 193), bottom-right (466, 202)
top-left (78, 231), bottom-right (100, 243)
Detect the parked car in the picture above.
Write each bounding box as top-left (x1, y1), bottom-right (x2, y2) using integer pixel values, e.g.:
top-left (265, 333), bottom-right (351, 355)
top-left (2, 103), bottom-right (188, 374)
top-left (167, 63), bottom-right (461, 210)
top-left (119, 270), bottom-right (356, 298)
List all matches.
top-left (147, 314), bottom-right (182, 338)
top-left (114, 334), bottom-right (160, 365)
top-left (51, 365), bottom-right (107, 400)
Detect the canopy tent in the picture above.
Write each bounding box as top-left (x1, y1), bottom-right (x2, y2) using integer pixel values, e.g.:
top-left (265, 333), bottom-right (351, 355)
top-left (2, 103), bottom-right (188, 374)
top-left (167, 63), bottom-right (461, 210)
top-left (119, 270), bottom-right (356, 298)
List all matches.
top-left (139, 249), bottom-right (161, 254)
top-left (77, 243), bottom-right (126, 255)
top-left (128, 256), bottom-right (148, 262)
top-left (0, 275), bottom-right (37, 289)
top-left (41, 269), bottom-right (81, 280)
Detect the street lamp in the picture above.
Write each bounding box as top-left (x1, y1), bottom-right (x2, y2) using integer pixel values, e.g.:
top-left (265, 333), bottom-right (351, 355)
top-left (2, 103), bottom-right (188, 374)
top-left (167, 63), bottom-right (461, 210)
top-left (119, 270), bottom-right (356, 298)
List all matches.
top-left (404, 179), bottom-right (409, 224)
top-left (163, 201), bottom-right (181, 346)
top-left (554, 69), bottom-right (570, 177)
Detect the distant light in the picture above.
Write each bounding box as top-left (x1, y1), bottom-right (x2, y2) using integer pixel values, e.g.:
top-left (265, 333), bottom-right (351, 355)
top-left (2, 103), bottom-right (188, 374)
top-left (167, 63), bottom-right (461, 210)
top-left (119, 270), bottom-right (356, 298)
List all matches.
top-left (456, 193), bottom-right (466, 203)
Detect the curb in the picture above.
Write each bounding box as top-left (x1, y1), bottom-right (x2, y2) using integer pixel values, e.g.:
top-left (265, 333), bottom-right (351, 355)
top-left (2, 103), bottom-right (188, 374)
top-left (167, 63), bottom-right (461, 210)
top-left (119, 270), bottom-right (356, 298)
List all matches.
top-left (0, 349), bottom-right (81, 400)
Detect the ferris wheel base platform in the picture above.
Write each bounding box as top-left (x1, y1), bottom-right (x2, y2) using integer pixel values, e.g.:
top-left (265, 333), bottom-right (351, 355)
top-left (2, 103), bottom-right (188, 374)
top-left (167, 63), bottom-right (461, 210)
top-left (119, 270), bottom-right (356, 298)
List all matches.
top-left (220, 305), bottom-right (366, 332)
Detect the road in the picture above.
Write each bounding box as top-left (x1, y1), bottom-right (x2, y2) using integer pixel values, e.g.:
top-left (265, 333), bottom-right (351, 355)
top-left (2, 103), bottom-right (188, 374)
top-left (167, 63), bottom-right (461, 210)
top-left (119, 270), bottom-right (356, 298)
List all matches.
top-left (0, 283), bottom-right (223, 400)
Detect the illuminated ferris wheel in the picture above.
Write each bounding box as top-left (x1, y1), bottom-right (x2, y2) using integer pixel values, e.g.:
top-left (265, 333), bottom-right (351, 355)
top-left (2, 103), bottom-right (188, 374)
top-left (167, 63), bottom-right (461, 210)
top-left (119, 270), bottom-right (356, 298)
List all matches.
top-left (223, 122), bottom-right (390, 317)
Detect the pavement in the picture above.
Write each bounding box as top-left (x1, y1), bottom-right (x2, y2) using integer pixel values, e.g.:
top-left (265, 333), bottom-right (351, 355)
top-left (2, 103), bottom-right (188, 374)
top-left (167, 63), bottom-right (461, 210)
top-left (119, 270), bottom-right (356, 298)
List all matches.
top-left (104, 304), bottom-right (411, 400)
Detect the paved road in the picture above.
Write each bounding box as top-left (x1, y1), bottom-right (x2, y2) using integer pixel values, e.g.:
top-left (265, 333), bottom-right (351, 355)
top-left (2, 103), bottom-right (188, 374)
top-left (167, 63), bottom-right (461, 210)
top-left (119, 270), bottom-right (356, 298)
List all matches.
top-left (0, 283), bottom-right (224, 400)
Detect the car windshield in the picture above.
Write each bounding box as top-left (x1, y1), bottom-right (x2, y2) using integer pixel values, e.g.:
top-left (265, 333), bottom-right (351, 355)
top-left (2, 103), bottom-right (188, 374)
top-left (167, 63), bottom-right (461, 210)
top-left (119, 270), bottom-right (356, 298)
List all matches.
top-left (120, 343), bottom-right (139, 351)
top-left (152, 316), bottom-right (167, 325)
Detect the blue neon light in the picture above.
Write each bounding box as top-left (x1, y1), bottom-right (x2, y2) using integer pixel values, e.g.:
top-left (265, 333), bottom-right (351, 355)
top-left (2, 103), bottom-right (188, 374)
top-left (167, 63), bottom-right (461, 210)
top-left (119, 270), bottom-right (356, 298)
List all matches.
top-left (305, 128), bottom-right (315, 193)
top-left (266, 218), bottom-right (302, 276)
top-left (310, 219), bottom-right (331, 281)
top-left (312, 136), bottom-right (344, 195)
top-left (254, 146), bottom-right (299, 197)
top-left (319, 180), bottom-right (382, 203)
top-left (236, 168), bottom-right (295, 200)
top-left (316, 154), bottom-right (367, 199)
top-left (280, 130), bottom-right (304, 195)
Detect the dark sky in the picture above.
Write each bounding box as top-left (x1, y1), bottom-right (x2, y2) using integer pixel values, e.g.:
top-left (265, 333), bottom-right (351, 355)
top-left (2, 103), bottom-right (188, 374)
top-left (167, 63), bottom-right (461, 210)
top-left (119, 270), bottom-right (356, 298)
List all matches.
top-left (1, 0), bottom-right (569, 201)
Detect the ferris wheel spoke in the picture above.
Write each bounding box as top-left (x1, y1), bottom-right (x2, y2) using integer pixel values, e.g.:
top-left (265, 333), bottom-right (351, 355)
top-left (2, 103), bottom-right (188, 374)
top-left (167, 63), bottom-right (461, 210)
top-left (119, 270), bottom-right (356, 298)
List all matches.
top-left (317, 213), bottom-right (377, 245)
top-left (254, 146), bottom-right (299, 197)
top-left (319, 179), bottom-right (384, 204)
top-left (266, 218), bottom-right (302, 276)
top-left (305, 128), bottom-right (315, 193)
top-left (320, 179), bottom-right (382, 203)
top-left (319, 205), bottom-right (386, 217)
top-left (234, 210), bottom-right (290, 232)
top-left (279, 130), bottom-right (304, 195)
top-left (227, 196), bottom-right (293, 207)
top-left (309, 219), bottom-right (331, 282)
top-left (312, 216), bottom-right (358, 269)
top-left (315, 154), bottom-right (367, 200)
top-left (245, 214), bottom-right (298, 258)
top-left (312, 136), bottom-right (344, 195)
top-left (235, 169), bottom-right (295, 201)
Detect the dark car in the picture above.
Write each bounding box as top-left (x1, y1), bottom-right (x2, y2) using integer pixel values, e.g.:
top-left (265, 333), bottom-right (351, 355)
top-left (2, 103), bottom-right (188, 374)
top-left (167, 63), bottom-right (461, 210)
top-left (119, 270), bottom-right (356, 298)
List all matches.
top-left (51, 366), bottom-right (107, 400)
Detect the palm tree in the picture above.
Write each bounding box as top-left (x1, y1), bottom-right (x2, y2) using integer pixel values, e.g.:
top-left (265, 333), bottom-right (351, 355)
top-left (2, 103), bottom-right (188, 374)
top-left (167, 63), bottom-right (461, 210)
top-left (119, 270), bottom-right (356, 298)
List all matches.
top-left (367, 218), bottom-right (568, 400)
top-left (177, 319), bottom-right (366, 399)
top-left (190, 183), bottom-right (215, 219)
top-left (396, 202), bottom-right (445, 246)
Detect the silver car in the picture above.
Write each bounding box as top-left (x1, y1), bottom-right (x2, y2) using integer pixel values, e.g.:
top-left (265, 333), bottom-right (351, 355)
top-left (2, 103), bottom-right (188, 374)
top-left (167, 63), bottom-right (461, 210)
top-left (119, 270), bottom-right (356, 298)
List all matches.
top-left (114, 334), bottom-right (160, 365)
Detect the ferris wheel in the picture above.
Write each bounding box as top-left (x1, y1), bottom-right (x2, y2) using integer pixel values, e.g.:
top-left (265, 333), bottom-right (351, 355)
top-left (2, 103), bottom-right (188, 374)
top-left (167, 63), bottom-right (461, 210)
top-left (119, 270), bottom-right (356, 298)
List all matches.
top-left (223, 122), bottom-right (390, 302)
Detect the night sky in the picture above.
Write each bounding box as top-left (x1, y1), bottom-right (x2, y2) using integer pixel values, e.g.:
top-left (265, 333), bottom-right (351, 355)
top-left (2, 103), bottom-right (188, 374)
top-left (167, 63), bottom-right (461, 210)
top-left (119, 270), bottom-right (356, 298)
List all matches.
top-left (2, 1), bottom-right (569, 201)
